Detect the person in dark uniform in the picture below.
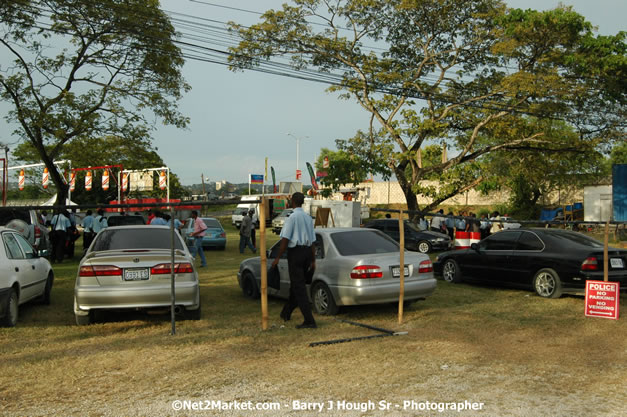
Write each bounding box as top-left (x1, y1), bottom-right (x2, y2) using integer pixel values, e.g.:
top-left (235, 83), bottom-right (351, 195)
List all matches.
top-left (271, 192), bottom-right (317, 329)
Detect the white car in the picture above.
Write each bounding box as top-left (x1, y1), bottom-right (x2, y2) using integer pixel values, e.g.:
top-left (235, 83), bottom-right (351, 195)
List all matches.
top-left (0, 227), bottom-right (54, 327)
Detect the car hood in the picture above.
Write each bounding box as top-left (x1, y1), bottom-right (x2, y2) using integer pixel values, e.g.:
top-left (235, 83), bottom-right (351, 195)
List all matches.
top-left (416, 230), bottom-right (449, 239)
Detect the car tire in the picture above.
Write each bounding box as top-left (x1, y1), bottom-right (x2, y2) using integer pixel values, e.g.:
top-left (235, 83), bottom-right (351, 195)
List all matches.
top-left (241, 271), bottom-right (260, 299)
top-left (186, 304), bottom-right (201, 320)
top-left (312, 282), bottom-right (338, 315)
top-left (39, 273), bottom-right (54, 305)
top-left (75, 311), bottom-right (93, 326)
top-left (442, 259), bottom-right (462, 283)
top-left (533, 268), bottom-right (563, 298)
top-left (417, 240), bottom-right (431, 254)
top-left (219, 246), bottom-right (226, 251)
top-left (1, 288), bottom-right (19, 327)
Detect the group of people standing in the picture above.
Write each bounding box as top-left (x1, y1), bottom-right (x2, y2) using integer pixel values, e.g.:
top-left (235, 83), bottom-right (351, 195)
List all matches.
top-left (45, 208), bottom-right (107, 263)
top-left (239, 209), bottom-right (257, 254)
top-left (429, 209), bottom-right (506, 240)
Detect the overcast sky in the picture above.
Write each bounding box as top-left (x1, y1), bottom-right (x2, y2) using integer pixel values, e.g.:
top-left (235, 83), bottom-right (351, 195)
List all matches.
top-left (2, 1), bottom-right (625, 186)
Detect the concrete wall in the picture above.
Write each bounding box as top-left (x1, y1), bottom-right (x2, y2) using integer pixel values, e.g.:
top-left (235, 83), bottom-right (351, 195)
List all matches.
top-left (328, 181), bottom-right (584, 208)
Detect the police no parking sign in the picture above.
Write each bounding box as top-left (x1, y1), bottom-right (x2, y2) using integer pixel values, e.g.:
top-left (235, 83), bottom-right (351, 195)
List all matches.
top-left (585, 281), bottom-right (620, 320)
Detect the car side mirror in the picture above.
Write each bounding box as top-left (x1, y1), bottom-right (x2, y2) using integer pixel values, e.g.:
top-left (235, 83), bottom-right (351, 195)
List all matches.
top-left (38, 249), bottom-right (50, 258)
top-left (470, 243), bottom-right (480, 252)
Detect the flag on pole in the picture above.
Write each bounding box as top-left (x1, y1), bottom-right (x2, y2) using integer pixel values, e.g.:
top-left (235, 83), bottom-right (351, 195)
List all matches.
top-left (271, 167), bottom-right (277, 193)
top-left (250, 174), bottom-right (264, 184)
top-left (42, 167), bottom-right (49, 189)
top-left (18, 170), bottom-right (25, 191)
top-left (306, 162), bottom-right (318, 190)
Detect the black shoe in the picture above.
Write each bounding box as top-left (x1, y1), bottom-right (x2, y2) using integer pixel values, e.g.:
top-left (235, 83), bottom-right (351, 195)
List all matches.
top-left (280, 309), bottom-right (291, 322)
top-left (296, 322), bottom-right (317, 329)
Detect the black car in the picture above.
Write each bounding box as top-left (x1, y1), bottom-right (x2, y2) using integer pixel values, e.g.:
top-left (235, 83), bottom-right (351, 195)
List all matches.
top-left (433, 228), bottom-right (627, 298)
top-left (363, 219), bottom-right (452, 253)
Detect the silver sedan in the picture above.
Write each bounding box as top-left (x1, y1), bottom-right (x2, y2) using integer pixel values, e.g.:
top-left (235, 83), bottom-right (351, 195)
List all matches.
top-left (74, 225), bottom-right (201, 325)
top-left (238, 228), bottom-right (436, 315)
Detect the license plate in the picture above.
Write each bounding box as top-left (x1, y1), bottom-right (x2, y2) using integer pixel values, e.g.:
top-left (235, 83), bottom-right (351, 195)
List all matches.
top-left (610, 258), bottom-right (624, 269)
top-left (124, 268), bottom-right (149, 281)
top-left (392, 266), bottom-right (409, 278)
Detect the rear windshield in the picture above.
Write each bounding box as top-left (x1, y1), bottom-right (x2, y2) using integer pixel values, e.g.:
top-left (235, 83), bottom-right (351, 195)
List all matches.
top-left (546, 230), bottom-right (604, 248)
top-left (0, 209), bottom-right (31, 225)
top-left (331, 230), bottom-right (399, 256)
top-left (91, 228), bottom-right (185, 251)
top-left (203, 218), bottom-right (221, 228)
top-left (106, 216), bottom-right (146, 227)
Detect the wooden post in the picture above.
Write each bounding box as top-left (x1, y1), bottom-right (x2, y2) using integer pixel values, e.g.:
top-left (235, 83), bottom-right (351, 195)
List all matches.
top-left (260, 198), bottom-right (268, 329)
top-left (604, 220), bottom-right (609, 282)
top-left (398, 209), bottom-right (405, 324)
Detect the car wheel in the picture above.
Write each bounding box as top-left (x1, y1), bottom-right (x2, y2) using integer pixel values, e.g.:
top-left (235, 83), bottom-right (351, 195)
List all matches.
top-left (219, 246), bottom-right (226, 251)
top-left (533, 268), bottom-right (563, 298)
top-left (312, 282), bottom-right (338, 315)
top-left (442, 259), bottom-right (462, 283)
top-left (241, 271), bottom-right (260, 299)
top-left (75, 311), bottom-right (93, 326)
top-left (186, 304), bottom-right (201, 320)
top-left (1, 288), bottom-right (19, 327)
top-left (417, 240), bottom-right (431, 254)
top-left (39, 273), bottom-right (54, 305)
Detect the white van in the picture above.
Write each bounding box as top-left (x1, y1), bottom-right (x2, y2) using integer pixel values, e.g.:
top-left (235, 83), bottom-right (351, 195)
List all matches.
top-left (231, 194), bottom-right (290, 228)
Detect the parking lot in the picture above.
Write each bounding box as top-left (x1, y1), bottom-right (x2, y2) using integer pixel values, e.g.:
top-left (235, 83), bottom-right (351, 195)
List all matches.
top-left (0, 217), bottom-right (626, 416)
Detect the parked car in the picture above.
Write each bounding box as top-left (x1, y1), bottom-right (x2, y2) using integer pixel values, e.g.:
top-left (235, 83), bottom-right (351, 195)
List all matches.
top-left (363, 219), bottom-right (452, 253)
top-left (271, 209), bottom-right (294, 234)
top-left (73, 225), bottom-right (201, 325)
top-left (433, 228), bottom-right (627, 298)
top-left (0, 208), bottom-right (51, 252)
top-left (106, 214), bottom-right (146, 227)
top-left (238, 228), bottom-right (436, 315)
top-left (231, 207), bottom-right (249, 228)
top-left (0, 227), bottom-right (54, 327)
top-left (182, 217), bottom-right (226, 250)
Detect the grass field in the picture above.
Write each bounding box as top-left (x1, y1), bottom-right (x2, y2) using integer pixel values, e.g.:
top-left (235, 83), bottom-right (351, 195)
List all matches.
top-left (0, 220), bottom-right (625, 416)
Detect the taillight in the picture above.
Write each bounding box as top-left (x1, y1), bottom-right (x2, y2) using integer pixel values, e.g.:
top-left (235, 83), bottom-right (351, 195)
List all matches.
top-left (419, 260), bottom-right (433, 273)
top-left (220, 232), bottom-right (226, 238)
top-left (350, 265), bottom-right (383, 279)
top-left (151, 263), bottom-right (194, 275)
top-left (79, 265), bottom-right (123, 277)
top-left (34, 225), bottom-right (42, 239)
top-left (581, 257), bottom-right (598, 271)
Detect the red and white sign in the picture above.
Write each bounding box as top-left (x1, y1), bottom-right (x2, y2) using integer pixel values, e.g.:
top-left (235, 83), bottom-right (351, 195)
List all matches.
top-left (122, 173), bottom-right (129, 192)
top-left (323, 156), bottom-right (329, 169)
top-left (296, 169), bottom-right (302, 180)
top-left (18, 169), bottom-right (25, 191)
top-left (42, 167), bottom-right (49, 189)
top-left (585, 280), bottom-right (620, 320)
top-left (69, 172), bottom-right (76, 192)
top-left (159, 170), bottom-right (167, 190)
top-left (102, 169), bottom-right (110, 190)
top-left (85, 170), bottom-right (92, 191)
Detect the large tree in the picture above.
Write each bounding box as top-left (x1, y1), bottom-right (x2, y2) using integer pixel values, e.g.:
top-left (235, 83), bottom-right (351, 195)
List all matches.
top-left (229, 0), bottom-right (625, 213)
top-left (0, 0), bottom-right (189, 207)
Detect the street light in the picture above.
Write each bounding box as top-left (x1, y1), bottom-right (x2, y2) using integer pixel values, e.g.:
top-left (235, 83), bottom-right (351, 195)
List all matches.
top-left (286, 133), bottom-right (309, 180)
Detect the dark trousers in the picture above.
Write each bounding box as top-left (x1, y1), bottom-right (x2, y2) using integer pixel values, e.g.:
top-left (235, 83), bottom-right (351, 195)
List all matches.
top-left (251, 229), bottom-right (256, 248)
top-left (282, 246), bottom-right (315, 324)
top-left (51, 230), bottom-right (67, 262)
top-left (83, 232), bottom-right (96, 251)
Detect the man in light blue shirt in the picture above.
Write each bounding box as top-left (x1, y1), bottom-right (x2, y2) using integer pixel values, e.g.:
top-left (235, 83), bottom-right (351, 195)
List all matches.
top-left (82, 210), bottom-right (96, 251)
top-left (150, 211), bottom-right (168, 225)
top-left (271, 192), bottom-right (317, 329)
top-left (93, 209), bottom-right (108, 233)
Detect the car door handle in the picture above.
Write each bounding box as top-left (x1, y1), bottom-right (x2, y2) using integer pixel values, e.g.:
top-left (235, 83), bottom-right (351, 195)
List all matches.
top-left (15, 267), bottom-right (19, 272)
top-left (32, 265), bottom-right (36, 270)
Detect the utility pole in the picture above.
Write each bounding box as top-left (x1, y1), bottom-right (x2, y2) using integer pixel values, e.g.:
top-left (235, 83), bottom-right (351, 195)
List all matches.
top-left (201, 173), bottom-right (206, 195)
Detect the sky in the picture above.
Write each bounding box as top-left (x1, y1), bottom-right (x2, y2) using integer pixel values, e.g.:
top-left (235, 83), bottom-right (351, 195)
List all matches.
top-left (2, 1), bottom-right (626, 186)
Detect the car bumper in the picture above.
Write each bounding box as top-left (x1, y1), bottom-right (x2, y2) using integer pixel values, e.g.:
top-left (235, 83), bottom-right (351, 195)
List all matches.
top-left (329, 278), bottom-right (437, 306)
top-left (74, 282), bottom-right (200, 314)
top-left (202, 237), bottom-right (226, 248)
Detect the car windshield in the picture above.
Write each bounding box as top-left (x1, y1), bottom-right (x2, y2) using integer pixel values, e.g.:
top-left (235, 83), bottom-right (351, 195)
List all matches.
top-left (91, 228), bottom-right (185, 251)
top-left (106, 216), bottom-right (145, 226)
top-left (331, 230), bottom-right (399, 256)
top-left (203, 218), bottom-right (221, 228)
top-left (404, 220), bottom-right (421, 232)
top-left (233, 208), bottom-right (248, 215)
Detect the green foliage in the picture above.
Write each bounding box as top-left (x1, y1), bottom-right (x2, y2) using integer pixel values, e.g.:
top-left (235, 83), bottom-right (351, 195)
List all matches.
top-left (229, 0), bottom-right (625, 213)
top-left (0, 0), bottom-right (189, 206)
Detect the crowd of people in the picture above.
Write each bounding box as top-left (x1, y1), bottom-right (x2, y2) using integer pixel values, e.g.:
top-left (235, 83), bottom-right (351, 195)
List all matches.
top-left (426, 209), bottom-right (514, 240)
